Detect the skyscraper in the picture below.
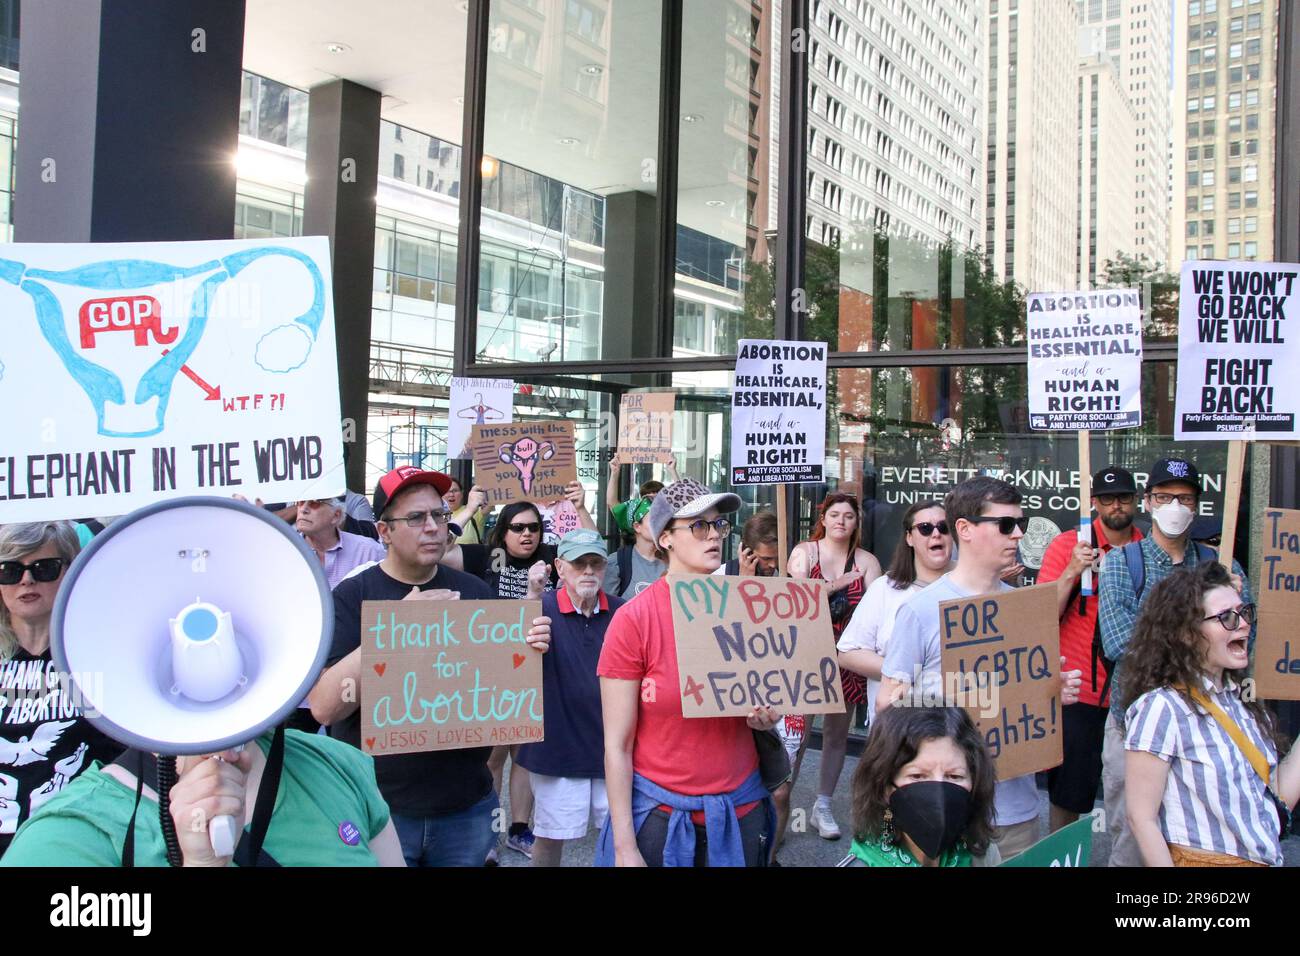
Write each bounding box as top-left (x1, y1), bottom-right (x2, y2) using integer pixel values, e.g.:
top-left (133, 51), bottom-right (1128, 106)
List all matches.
top-left (1169, 0), bottom-right (1278, 265)
top-left (1077, 51), bottom-right (1138, 286)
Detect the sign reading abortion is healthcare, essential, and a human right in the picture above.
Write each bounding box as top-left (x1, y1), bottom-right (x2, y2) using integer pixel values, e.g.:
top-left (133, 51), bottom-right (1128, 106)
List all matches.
top-left (730, 339), bottom-right (826, 485)
top-left (1175, 260), bottom-right (1300, 440)
top-left (1026, 289), bottom-right (1142, 431)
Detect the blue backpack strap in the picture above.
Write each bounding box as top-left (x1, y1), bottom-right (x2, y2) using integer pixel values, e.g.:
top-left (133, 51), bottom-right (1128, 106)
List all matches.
top-left (1123, 540), bottom-right (1146, 603)
top-left (617, 544), bottom-right (635, 596)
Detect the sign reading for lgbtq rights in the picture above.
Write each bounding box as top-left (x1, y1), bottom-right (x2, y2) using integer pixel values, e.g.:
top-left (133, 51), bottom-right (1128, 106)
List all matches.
top-left (668, 574), bottom-right (842, 718)
top-left (940, 584), bottom-right (1062, 779)
top-left (360, 599), bottom-right (543, 755)
top-left (1255, 508), bottom-right (1300, 701)
top-left (0, 237), bottom-right (344, 522)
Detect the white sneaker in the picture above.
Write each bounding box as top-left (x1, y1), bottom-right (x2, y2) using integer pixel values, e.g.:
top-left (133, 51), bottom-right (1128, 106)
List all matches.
top-left (813, 804), bottom-right (841, 840)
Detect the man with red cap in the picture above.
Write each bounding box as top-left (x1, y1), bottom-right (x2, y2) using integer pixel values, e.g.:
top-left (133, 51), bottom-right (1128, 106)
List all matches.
top-left (309, 466), bottom-right (552, 867)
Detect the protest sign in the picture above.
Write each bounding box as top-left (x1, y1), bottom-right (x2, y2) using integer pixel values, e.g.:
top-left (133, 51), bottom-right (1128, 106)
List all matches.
top-left (1000, 815), bottom-right (1094, 867)
top-left (1026, 290), bottom-right (1142, 431)
top-left (940, 583), bottom-right (1062, 779)
top-left (360, 599), bottom-right (543, 754)
top-left (615, 392), bottom-right (674, 465)
top-left (448, 377), bottom-right (514, 460)
top-left (469, 420), bottom-right (578, 506)
top-left (0, 237), bottom-right (344, 522)
top-left (730, 339), bottom-right (826, 485)
top-left (1175, 260), bottom-right (1300, 440)
top-left (667, 573), bottom-right (842, 718)
top-left (1255, 508), bottom-right (1300, 700)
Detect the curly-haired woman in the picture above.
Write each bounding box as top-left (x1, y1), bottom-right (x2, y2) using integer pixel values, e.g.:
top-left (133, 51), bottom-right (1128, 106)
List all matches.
top-left (838, 706), bottom-right (996, 867)
top-left (1123, 562), bottom-right (1300, 866)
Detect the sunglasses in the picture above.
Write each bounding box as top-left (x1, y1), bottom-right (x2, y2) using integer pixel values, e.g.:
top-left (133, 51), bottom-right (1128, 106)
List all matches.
top-left (1203, 603), bottom-right (1256, 631)
top-left (965, 515), bottom-right (1029, 535)
top-left (670, 517), bottom-right (731, 540)
top-left (0, 557), bottom-right (67, 585)
top-left (507, 522), bottom-right (542, 534)
top-left (909, 521), bottom-right (950, 537)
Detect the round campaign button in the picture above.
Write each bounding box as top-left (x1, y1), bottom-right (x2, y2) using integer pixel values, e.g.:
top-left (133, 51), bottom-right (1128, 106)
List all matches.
top-left (338, 821), bottom-right (361, 846)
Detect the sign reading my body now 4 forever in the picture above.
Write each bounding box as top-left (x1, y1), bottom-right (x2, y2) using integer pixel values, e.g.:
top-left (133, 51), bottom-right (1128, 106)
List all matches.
top-left (668, 573), bottom-right (843, 718)
top-left (1026, 289), bottom-right (1142, 431)
top-left (1176, 260), bottom-right (1300, 440)
top-left (730, 339), bottom-right (826, 485)
top-left (0, 237), bottom-right (345, 522)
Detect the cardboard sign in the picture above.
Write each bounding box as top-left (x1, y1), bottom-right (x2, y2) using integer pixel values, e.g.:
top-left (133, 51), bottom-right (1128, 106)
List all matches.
top-left (1027, 290), bottom-right (1142, 431)
top-left (940, 584), bottom-right (1062, 779)
top-left (1175, 261), bottom-right (1300, 439)
top-left (667, 573), bottom-right (842, 718)
top-left (0, 237), bottom-right (344, 522)
top-left (448, 377), bottom-right (514, 460)
top-left (730, 339), bottom-right (826, 485)
top-left (615, 392), bottom-right (674, 465)
top-left (469, 420), bottom-right (578, 506)
top-left (1255, 508), bottom-right (1300, 700)
top-left (360, 599), bottom-right (543, 754)
top-left (1000, 815), bottom-right (1094, 868)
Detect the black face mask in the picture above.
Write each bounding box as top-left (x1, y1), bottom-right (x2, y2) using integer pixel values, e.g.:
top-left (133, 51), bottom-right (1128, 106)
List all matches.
top-left (888, 780), bottom-right (971, 860)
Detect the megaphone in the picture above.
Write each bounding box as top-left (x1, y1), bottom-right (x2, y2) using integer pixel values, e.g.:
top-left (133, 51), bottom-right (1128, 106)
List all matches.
top-left (51, 496), bottom-right (333, 858)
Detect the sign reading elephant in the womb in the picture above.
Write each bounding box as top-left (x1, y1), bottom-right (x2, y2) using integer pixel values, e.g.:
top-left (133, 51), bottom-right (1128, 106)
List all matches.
top-left (470, 420), bottom-right (578, 506)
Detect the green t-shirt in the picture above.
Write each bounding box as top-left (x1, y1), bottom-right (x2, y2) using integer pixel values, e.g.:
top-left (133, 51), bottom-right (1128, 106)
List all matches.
top-left (1, 730), bottom-right (390, 867)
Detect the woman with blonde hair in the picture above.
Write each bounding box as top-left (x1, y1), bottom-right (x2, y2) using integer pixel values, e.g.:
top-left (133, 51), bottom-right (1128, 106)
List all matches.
top-left (0, 521), bottom-right (121, 856)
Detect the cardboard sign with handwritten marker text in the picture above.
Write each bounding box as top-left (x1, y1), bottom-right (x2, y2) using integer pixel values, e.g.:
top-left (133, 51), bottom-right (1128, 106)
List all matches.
top-left (940, 584), bottom-right (1061, 779)
top-left (615, 392), bottom-right (675, 465)
top-left (360, 599), bottom-right (543, 755)
top-left (1255, 508), bottom-right (1300, 700)
top-left (668, 574), bottom-right (842, 718)
top-left (470, 420), bottom-right (578, 507)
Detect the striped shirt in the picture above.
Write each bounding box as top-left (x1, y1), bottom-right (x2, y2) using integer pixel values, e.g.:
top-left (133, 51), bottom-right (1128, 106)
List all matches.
top-left (1125, 677), bottom-right (1281, 866)
top-left (313, 530), bottom-right (387, 589)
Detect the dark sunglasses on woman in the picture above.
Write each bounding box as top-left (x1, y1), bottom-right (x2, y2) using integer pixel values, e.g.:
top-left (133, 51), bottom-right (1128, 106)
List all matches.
top-left (507, 522), bottom-right (542, 534)
top-left (909, 521), bottom-right (950, 537)
top-left (0, 557), bottom-right (67, 585)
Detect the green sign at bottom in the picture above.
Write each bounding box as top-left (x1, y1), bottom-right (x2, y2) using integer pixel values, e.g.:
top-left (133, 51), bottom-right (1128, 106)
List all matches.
top-left (1000, 815), bottom-right (1095, 867)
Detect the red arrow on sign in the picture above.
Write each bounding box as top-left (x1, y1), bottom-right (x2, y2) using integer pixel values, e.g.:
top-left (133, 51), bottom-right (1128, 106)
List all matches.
top-left (161, 349), bottom-right (222, 401)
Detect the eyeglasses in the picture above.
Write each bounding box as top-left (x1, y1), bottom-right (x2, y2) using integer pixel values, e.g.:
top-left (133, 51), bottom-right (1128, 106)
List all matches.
top-left (670, 517), bottom-right (731, 540)
top-left (1203, 603), bottom-right (1256, 631)
top-left (385, 509), bottom-right (453, 528)
top-left (1095, 493), bottom-right (1135, 506)
top-left (507, 522), bottom-right (542, 534)
top-left (908, 521), bottom-right (950, 537)
top-left (1150, 492), bottom-right (1197, 507)
top-left (965, 515), bottom-right (1029, 535)
top-left (0, 558), bottom-right (67, 585)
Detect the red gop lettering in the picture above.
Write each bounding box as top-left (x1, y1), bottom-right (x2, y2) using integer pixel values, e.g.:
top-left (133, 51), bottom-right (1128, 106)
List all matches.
top-left (78, 295), bottom-right (177, 349)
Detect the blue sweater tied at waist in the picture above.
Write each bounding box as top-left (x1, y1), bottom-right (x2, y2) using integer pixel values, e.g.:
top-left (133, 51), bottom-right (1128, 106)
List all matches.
top-left (595, 770), bottom-right (774, 867)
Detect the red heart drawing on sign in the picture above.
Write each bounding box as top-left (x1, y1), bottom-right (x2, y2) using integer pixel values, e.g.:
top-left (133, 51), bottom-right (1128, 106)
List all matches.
top-left (373, 662), bottom-right (386, 677)
top-left (512, 653), bottom-right (526, 669)
top-left (364, 737), bottom-right (376, 750)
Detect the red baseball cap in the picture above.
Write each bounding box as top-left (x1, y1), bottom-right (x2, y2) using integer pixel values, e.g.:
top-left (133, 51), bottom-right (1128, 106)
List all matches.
top-left (372, 466), bottom-right (453, 518)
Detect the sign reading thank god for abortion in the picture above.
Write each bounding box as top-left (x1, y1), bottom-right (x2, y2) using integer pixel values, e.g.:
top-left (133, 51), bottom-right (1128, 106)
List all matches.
top-left (470, 420), bottom-right (578, 506)
top-left (360, 599), bottom-right (543, 755)
top-left (667, 574), bottom-right (842, 718)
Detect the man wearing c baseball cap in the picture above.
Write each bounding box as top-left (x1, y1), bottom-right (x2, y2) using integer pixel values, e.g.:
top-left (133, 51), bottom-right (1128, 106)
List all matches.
top-left (515, 529), bottom-right (626, 866)
top-left (1096, 455), bottom-right (1254, 866)
top-left (1036, 466), bottom-right (1143, 835)
top-left (309, 466), bottom-right (554, 867)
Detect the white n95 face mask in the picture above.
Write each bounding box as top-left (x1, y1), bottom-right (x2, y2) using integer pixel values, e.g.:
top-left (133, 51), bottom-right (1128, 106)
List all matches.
top-left (1151, 501), bottom-right (1195, 537)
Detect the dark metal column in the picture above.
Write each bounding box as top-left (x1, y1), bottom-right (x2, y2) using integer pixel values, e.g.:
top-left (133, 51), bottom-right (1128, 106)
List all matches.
top-left (15, 0), bottom-right (246, 241)
top-left (453, 0), bottom-right (492, 379)
top-left (302, 80), bottom-right (381, 493)
top-left (774, 0), bottom-right (810, 344)
top-left (652, 0), bottom-right (684, 366)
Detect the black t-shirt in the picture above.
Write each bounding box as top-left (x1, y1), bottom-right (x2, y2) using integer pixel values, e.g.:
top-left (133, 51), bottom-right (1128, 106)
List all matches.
top-left (0, 648), bottom-right (123, 856)
top-left (458, 543), bottom-right (492, 581)
top-left (328, 562), bottom-right (495, 817)
top-left (481, 544), bottom-right (559, 599)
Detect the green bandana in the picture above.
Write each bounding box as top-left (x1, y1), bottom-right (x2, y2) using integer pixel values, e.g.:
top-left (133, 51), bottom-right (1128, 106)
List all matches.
top-left (848, 834), bottom-right (972, 868)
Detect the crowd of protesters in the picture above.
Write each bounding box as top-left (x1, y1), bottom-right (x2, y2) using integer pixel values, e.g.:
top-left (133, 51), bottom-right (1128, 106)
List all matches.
top-left (0, 447), bottom-right (1296, 869)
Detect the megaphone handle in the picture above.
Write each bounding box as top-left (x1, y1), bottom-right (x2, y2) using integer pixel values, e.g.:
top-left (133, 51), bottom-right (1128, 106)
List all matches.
top-left (207, 743), bottom-right (244, 859)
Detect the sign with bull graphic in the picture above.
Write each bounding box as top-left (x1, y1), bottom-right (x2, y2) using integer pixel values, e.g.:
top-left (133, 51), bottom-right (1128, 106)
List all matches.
top-left (469, 420), bottom-right (578, 506)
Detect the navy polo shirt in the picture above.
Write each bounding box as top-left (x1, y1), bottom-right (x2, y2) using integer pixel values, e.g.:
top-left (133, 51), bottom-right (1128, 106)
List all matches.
top-left (515, 586), bottom-right (624, 779)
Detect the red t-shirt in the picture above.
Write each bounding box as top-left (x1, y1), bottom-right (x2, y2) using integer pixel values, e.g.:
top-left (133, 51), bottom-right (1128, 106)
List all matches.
top-left (597, 576), bottom-right (760, 822)
top-left (1037, 524), bottom-right (1142, 708)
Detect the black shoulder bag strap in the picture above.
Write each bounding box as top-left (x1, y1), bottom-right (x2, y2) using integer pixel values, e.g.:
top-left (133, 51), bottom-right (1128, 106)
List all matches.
top-left (232, 724), bottom-right (286, 868)
top-left (120, 749), bottom-right (156, 868)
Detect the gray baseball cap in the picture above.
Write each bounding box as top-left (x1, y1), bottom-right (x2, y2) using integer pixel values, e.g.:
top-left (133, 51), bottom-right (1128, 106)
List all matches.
top-left (647, 478), bottom-right (742, 542)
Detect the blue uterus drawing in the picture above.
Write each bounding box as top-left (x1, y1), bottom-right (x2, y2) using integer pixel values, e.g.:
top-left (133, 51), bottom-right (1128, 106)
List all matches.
top-left (0, 246), bottom-right (325, 438)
